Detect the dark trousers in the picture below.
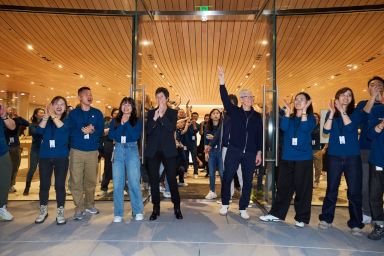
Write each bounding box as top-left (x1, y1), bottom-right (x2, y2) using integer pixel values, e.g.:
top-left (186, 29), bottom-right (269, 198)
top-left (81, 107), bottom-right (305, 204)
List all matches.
top-left (0, 153), bottom-right (12, 206)
top-left (100, 151), bottom-right (113, 191)
top-left (269, 159), bottom-right (313, 224)
top-left (185, 147), bottom-right (198, 175)
top-left (319, 155), bottom-right (364, 229)
top-left (234, 173), bottom-right (240, 189)
top-left (221, 146), bottom-right (256, 210)
top-left (39, 157), bottom-right (69, 207)
top-left (177, 166), bottom-right (185, 183)
top-left (148, 151), bottom-right (180, 210)
top-left (9, 146), bottom-right (22, 186)
top-left (369, 164), bottom-right (384, 225)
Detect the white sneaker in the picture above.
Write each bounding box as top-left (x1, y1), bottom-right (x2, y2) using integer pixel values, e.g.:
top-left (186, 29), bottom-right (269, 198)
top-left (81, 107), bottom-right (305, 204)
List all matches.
top-left (184, 172), bottom-right (187, 178)
top-left (194, 174), bottom-right (198, 179)
top-left (113, 216), bottom-right (123, 223)
top-left (163, 192), bottom-right (171, 198)
top-left (135, 213), bottom-right (144, 221)
top-left (0, 205), bottom-right (13, 221)
top-left (9, 186), bottom-right (16, 193)
top-left (178, 183), bottom-right (188, 187)
top-left (66, 190), bottom-right (72, 195)
top-left (295, 221), bottom-right (304, 228)
top-left (217, 200), bottom-right (232, 204)
top-left (259, 214), bottom-right (280, 222)
top-left (219, 205), bottom-right (229, 216)
top-left (351, 227), bottom-right (363, 236)
top-left (363, 214), bottom-right (372, 224)
top-left (205, 191), bottom-right (217, 199)
top-left (56, 206), bottom-right (66, 225)
top-left (239, 210), bottom-right (250, 220)
top-left (318, 221), bottom-right (332, 229)
top-left (124, 190), bottom-right (128, 196)
top-left (97, 190), bottom-right (107, 196)
top-left (159, 186), bottom-right (165, 193)
top-left (35, 205), bottom-right (48, 223)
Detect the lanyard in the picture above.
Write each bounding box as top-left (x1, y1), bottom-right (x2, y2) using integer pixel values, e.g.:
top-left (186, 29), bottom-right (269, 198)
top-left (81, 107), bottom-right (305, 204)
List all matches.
top-left (337, 118), bottom-right (343, 136)
top-left (122, 125), bottom-right (126, 136)
top-left (81, 109), bottom-right (91, 127)
top-left (51, 121), bottom-right (56, 140)
top-left (294, 117), bottom-right (301, 138)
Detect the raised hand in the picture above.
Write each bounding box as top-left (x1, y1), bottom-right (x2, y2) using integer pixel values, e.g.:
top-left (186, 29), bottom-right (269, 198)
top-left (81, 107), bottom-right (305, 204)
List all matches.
top-left (328, 99), bottom-right (336, 114)
top-left (154, 109), bottom-right (160, 120)
top-left (282, 98), bottom-right (291, 114)
top-left (303, 99), bottom-right (312, 112)
top-left (289, 94), bottom-right (294, 105)
top-left (0, 104), bottom-right (8, 119)
top-left (48, 104), bottom-right (56, 118)
top-left (334, 99), bottom-right (344, 112)
top-left (218, 66), bottom-right (225, 84)
top-left (45, 104), bottom-right (51, 118)
top-left (186, 100), bottom-right (190, 106)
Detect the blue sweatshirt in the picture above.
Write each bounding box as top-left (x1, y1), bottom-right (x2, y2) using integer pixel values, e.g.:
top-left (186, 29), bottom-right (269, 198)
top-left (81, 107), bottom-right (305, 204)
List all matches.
top-left (220, 84), bottom-right (263, 154)
top-left (0, 119), bottom-right (9, 157)
top-left (68, 107), bottom-right (104, 151)
top-left (182, 123), bottom-right (200, 149)
top-left (281, 115), bottom-right (316, 161)
top-left (29, 123), bottom-right (43, 150)
top-left (37, 118), bottom-right (72, 158)
top-left (204, 125), bottom-right (218, 146)
top-left (356, 100), bottom-right (382, 150)
top-left (208, 113), bottom-right (231, 150)
top-left (311, 124), bottom-right (322, 150)
top-left (367, 105), bottom-right (384, 168)
top-left (108, 118), bottom-right (141, 143)
top-left (3, 116), bottom-right (29, 147)
top-left (323, 108), bottom-right (361, 156)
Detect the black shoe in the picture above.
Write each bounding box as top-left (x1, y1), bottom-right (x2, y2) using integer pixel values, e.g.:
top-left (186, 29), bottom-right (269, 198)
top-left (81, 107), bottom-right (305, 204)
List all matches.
top-left (174, 209), bottom-right (183, 219)
top-left (149, 210), bottom-right (160, 221)
top-left (23, 187), bottom-right (30, 196)
top-left (368, 224), bottom-right (384, 240)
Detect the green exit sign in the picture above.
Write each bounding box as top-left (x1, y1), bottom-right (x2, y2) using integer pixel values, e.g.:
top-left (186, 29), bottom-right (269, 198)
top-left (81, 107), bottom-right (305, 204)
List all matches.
top-left (195, 6), bottom-right (212, 11)
top-left (200, 6), bottom-right (209, 11)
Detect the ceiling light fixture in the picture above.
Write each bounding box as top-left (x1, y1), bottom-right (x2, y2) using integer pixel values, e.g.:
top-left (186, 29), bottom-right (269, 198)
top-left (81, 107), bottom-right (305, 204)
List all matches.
top-left (154, 65), bottom-right (157, 68)
top-left (6, 75), bottom-right (9, 77)
top-left (58, 65), bottom-right (62, 68)
top-left (331, 76), bottom-right (334, 79)
top-left (353, 66), bottom-right (357, 69)
top-left (28, 45), bottom-right (33, 50)
top-left (252, 65), bottom-right (256, 68)
top-left (96, 82), bottom-right (99, 85)
top-left (262, 41), bottom-right (267, 45)
top-left (201, 16), bottom-right (207, 21)
top-left (20, 93), bottom-right (25, 95)
top-left (31, 82), bottom-right (34, 84)
top-left (96, 101), bottom-right (100, 103)
top-left (80, 75), bottom-right (83, 78)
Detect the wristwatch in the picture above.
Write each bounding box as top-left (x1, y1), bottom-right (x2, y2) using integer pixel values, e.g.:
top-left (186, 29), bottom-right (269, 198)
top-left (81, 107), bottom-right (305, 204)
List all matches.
top-left (342, 111), bottom-right (347, 115)
top-left (1, 116), bottom-right (8, 120)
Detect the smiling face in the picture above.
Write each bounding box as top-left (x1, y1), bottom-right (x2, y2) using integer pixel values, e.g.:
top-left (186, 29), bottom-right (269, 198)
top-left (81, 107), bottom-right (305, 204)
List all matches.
top-left (338, 90), bottom-right (352, 106)
top-left (191, 113), bottom-right (199, 121)
top-left (121, 102), bottom-right (132, 115)
top-left (239, 91), bottom-right (254, 108)
top-left (368, 79), bottom-right (384, 101)
top-left (35, 109), bottom-right (45, 121)
top-left (53, 99), bottom-right (66, 116)
top-left (178, 109), bottom-right (185, 118)
top-left (156, 92), bottom-right (167, 107)
top-left (78, 89), bottom-right (93, 106)
top-left (294, 94), bottom-right (308, 111)
top-left (112, 109), bottom-right (119, 118)
top-left (176, 121), bottom-right (185, 129)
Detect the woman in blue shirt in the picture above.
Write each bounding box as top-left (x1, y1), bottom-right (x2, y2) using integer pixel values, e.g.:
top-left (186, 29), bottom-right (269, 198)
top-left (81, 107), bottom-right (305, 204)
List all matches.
top-left (108, 97), bottom-right (143, 223)
top-left (318, 87), bottom-right (364, 236)
top-left (23, 108), bottom-right (45, 196)
top-left (35, 96), bottom-right (72, 225)
top-left (260, 92), bottom-right (315, 227)
top-left (204, 109), bottom-right (222, 200)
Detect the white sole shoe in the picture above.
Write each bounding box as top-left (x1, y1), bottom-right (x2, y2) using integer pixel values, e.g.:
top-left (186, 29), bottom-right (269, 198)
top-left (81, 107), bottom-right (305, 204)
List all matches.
top-left (295, 221), bottom-right (304, 228)
top-left (113, 216), bottom-right (123, 223)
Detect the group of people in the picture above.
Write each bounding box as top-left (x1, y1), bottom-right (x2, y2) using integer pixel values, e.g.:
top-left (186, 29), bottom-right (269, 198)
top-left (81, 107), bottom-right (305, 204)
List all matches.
top-left (0, 68), bottom-right (383, 242)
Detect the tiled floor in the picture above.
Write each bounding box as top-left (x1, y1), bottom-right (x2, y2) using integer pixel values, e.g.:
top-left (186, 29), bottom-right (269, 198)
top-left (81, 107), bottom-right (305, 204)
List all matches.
top-left (1, 200), bottom-right (383, 256)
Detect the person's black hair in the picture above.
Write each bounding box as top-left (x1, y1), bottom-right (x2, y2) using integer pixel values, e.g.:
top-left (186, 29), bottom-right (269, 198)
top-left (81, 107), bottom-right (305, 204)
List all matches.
top-left (191, 112), bottom-right (199, 117)
top-left (50, 96), bottom-right (68, 120)
top-left (367, 76), bottom-right (384, 88)
top-left (78, 87), bottom-right (91, 95)
top-left (104, 116), bottom-right (112, 123)
top-left (31, 108), bottom-right (45, 125)
top-left (290, 92), bottom-right (313, 119)
top-left (206, 109), bottom-right (222, 133)
top-left (155, 87), bottom-right (169, 99)
top-left (111, 108), bottom-right (119, 117)
top-left (114, 97), bottom-right (138, 129)
top-left (334, 87), bottom-right (355, 118)
top-left (228, 94), bottom-right (238, 106)
top-left (313, 113), bottom-right (320, 119)
top-left (204, 114), bottom-right (209, 118)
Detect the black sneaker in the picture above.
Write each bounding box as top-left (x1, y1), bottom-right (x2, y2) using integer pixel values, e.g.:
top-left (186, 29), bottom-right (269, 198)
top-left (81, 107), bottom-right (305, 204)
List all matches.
top-left (368, 224), bottom-right (384, 240)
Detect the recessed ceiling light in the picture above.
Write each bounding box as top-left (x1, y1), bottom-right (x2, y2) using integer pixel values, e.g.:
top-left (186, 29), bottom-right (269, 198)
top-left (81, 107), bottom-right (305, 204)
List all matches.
top-left (143, 41), bottom-right (149, 45)
top-left (245, 76), bottom-right (248, 78)
top-left (266, 53), bottom-right (270, 56)
top-left (331, 76), bottom-right (334, 79)
top-left (31, 82), bottom-right (34, 84)
top-left (51, 88), bottom-right (53, 90)
top-left (80, 75), bottom-right (83, 78)
top-left (240, 83), bottom-right (242, 85)
top-left (1, 90), bottom-right (4, 92)
top-left (349, 69), bottom-right (352, 71)
top-left (315, 83), bottom-right (317, 85)
top-left (28, 45), bottom-right (33, 50)
top-left (154, 65), bottom-right (157, 68)
top-left (172, 88), bottom-right (174, 90)
top-left (127, 75), bottom-right (131, 77)
top-left (33, 95), bottom-right (35, 97)
top-left (119, 92), bottom-right (121, 94)
top-left (364, 90), bottom-right (366, 91)
top-left (108, 106), bottom-right (111, 108)
top-left (252, 65), bottom-right (256, 68)
top-left (262, 41), bottom-right (267, 45)
top-left (58, 65), bottom-right (62, 68)
top-left (162, 75), bottom-right (164, 78)
top-left (109, 88), bottom-right (111, 90)
top-left (33, 101), bottom-right (35, 102)
top-left (167, 83), bottom-right (170, 85)
top-left (6, 75), bottom-right (9, 77)
top-left (96, 82), bottom-right (99, 85)
top-left (47, 98), bottom-right (49, 100)
top-left (21, 93), bottom-right (25, 95)
top-left (302, 89), bottom-right (304, 91)
top-left (15, 97), bottom-right (18, 98)
top-left (67, 96), bottom-right (70, 98)
top-left (353, 66), bottom-right (357, 69)
top-left (96, 101), bottom-right (100, 103)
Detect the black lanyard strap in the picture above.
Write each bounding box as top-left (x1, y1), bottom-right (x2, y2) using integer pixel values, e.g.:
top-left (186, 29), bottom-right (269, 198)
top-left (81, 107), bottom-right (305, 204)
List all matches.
top-left (337, 118), bottom-right (343, 136)
top-left (294, 117), bottom-right (301, 138)
top-left (51, 121), bottom-right (56, 140)
top-left (81, 109), bottom-right (91, 127)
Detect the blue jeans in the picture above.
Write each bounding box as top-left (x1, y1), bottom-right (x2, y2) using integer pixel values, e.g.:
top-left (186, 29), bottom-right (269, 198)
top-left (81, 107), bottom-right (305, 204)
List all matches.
top-left (26, 148), bottom-right (40, 182)
top-left (208, 147), bottom-right (223, 192)
top-left (112, 143), bottom-right (143, 216)
top-left (319, 155), bottom-right (364, 229)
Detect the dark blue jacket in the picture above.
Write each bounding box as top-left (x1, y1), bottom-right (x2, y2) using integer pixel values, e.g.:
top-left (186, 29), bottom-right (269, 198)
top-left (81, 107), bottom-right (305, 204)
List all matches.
top-left (0, 119), bottom-right (9, 157)
top-left (3, 116), bottom-right (29, 147)
top-left (367, 104), bottom-right (384, 168)
top-left (311, 124), bottom-right (322, 150)
top-left (220, 84), bottom-right (263, 154)
top-left (356, 100), bottom-right (382, 150)
top-left (29, 123), bottom-right (43, 150)
top-left (182, 123), bottom-right (200, 149)
top-left (108, 118), bottom-right (141, 143)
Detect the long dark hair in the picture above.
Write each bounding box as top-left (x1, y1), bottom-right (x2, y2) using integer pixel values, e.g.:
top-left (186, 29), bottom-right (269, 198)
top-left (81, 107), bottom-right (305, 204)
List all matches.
top-left (290, 92), bottom-right (313, 119)
top-left (51, 96), bottom-right (68, 121)
top-left (206, 109), bottom-right (222, 133)
top-left (31, 108), bottom-right (45, 125)
top-left (334, 87), bottom-right (355, 118)
top-left (114, 97), bottom-right (138, 129)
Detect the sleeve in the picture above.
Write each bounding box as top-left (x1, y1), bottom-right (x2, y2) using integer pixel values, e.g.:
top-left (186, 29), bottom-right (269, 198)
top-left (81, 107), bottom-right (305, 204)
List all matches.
top-left (220, 84), bottom-right (237, 115)
top-left (356, 101), bottom-right (369, 122)
top-left (68, 111), bottom-right (85, 137)
top-left (366, 107), bottom-right (382, 140)
top-left (58, 117), bottom-right (72, 133)
top-left (345, 108), bottom-right (361, 133)
top-left (18, 116), bottom-right (30, 127)
top-left (208, 127), bottom-right (221, 148)
top-left (279, 107), bottom-right (286, 117)
top-left (126, 119), bottom-right (141, 141)
top-left (204, 127), bottom-right (209, 146)
top-left (323, 112), bottom-right (331, 134)
top-left (193, 123), bottom-right (200, 133)
top-left (300, 114), bottom-right (316, 133)
top-left (157, 110), bottom-right (177, 133)
top-left (280, 116), bottom-right (290, 132)
top-left (108, 119), bottom-right (122, 140)
top-left (93, 111), bottom-right (105, 137)
top-left (146, 109), bottom-right (157, 135)
top-left (29, 123), bottom-right (37, 136)
top-left (36, 119), bottom-right (44, 135)
top-left (256, 114), bottom-right (263, 152)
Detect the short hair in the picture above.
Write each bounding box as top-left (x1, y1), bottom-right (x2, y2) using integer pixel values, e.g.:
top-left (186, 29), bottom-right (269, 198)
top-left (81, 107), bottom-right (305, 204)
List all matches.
top-left (368, 76), bottom-right (384, 88)
top-left (313, 113), bottom-right (320, 119)
top-left (111, 108), bottom-right (119, 116)
top-left (191, 112), bottom-right (199, 117)
top-left (78, 87), bottom-right (91, 95)
top-left (228, 94), bottom-right (238, 106)
top-left (155, 87), bottom-right (169, 99)
top-left (204, 114), bottom-right (210, 118)
top-left (239, 89), bottom-right (252, 98)
top-left (104, 116), bottom-right (112, 123)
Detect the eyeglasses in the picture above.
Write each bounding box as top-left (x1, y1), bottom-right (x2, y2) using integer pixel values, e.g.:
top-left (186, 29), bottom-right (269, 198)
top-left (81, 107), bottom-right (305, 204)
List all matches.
top-left (241, 96), bottom-right (255, 99)
top-left (294, 98), bottom-right (306, 102)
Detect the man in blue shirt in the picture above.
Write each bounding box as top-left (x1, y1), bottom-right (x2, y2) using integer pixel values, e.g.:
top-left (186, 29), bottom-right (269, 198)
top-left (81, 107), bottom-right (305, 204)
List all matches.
top-left (182, 111), bottom-right (200, 179)
top-left (356, 76), bottom-right (384, 224)
top-left (68, 87), bottom-right (104, 220)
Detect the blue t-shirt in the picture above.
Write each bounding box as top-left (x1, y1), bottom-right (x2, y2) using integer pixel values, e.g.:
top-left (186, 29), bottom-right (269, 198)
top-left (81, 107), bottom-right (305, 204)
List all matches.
top-left (29, 123), bottom-right (43, 150)
top-left (356, 100), bottom-right (382, 150)
top-left (0, 119), bottom-right (9, 157)
top-left (204, 125), bottom-right (218, 146)
top-left (3, 116), bottom-right (29, 147)
top-left (367, 104), bottom-right (384, 168)
top-left (108, 118), bottom-right (141, 143)
top-left (68, 107), bottom-right (104, 151)
top-left (183, 122), bottom-right (200, 148)
top-left (323, 109), bottom-right (361, 156)
top-left (37, 117), bottom-right (72, 158)
top-left (281, 114), bottom-right (316, 161)
top-left (311, 124), bottom-right (322, 150)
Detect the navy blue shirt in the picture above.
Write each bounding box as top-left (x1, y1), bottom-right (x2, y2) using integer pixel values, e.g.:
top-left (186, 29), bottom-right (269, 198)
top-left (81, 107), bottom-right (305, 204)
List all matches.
top-left (281, 115), bottom-right (316, 161)
top-left (98, 122), bottom-right (110, 147)
top-left (108, 118), bottom-right (141, 143)
top-left (183, 122), bottom-right (200, 149)
top-left (68, 107), bottom-right (104, 151)
top-left (0, 119), bottom-right (9, 157)
top-left (29, 123), bottom-right (43, 150)
top-left (3, 116), bottom-right (29, 147)
top-left (367, 104), bottom-right (384, 168)
top-left (311, 124), bottom-right (322, 150)
top-left (37, 118), bottom-right (72, 158)
top-left (204, 125), bottom-right (218, 146)
top-left (356, 100), bottom-right (382, 150)
top-left (323, 109), bottom-right (361, 156)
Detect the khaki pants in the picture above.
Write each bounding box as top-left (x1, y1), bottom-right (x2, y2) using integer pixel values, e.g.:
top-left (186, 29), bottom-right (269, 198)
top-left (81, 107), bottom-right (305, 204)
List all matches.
top-left (313, 150), bottom-right (322, 183)
top-left (70, 149), bottom-right (98, 212)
